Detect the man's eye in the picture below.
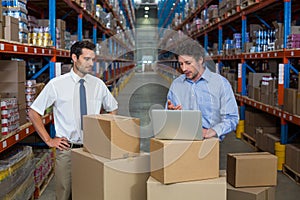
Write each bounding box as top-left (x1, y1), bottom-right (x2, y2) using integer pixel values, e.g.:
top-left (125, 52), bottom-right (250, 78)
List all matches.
top-left (84, 58), bottom-right (90, 61)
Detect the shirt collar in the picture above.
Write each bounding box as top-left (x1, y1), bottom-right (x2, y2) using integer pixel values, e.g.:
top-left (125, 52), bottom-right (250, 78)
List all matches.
top-left (183, 67), bottom-right (213, 83)
top-left (70, 68), bottom-right (88, 83)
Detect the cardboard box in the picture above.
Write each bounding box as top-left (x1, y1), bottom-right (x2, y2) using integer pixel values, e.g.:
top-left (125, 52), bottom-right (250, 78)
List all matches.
top-left (285, 143), bottom-right (300, 174)
top-left (296, 92), bottom-right (300, 115)
top-left (227, 152), bottom-right (277, 187)
top-left (283, 88), bottom-right (297, 114)
top-left (249, 24), bottom-right (263, 39)
top-left (0, 22), bottom-right (3, 39)
top-left (227, 183), bottom-right (275, 200)
top-left (19, 108), bottom-right (27, 125)
top-left (0, 60), bottom-right (26, 82)
top-left (83, 114), bottom-right (140, 160)
top-left (0, 82), bottom-right (25, 105)
top-left (244, 42), bottom-right (253, 53)
top-left (244, 125), bottom-right (279, 140)
top-left (150, 138), bottom-right (219, 184)
top-left (253, 87), bottom-right (260, 102)
top-left (248, 85), bottom-right (255, 99)
top-left (265, 133), bottom-right (280, 154)
top-left (255, 128), bottom-right (267, 152)
top-left (3, 16), bottom-right (19, 42)
top-left (248, 73), bottom-right (271, 87)
top-left (71, 148), bottom-right (149, 200)
top-left (291, 26), bottom-right (300, 34)
top-left (245, 110), bottom-right (278, 127)
top-left (147, 173), bottom-right (226, 200)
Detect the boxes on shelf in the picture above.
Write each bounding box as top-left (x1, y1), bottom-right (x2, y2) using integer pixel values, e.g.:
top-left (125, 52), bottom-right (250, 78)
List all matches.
top-left (227, 152), bottom-right (277, 187)
top-left (296, 89), bottom-right (300, 116)
top-left (0, 21), bottom-right (3, 39)
top-left (0, 60), bottom-right (26, 83)
top-left (3, 16), bottom-right (19, 42)
top-left (283, 88), bottom-right (297, 114)
top-left (83, 114), bottom-right (140, 160)
top-left (285, 143), bottom-right (300, 174)
top-left (1, 98), bottom-right (19, 135)
top-left (255, 127), bottom-right (280, 154)
top-left (248, 73), bottom-right (272, 88)
top-left (291, 26), bottom-right (300, 34)
top-left (147, 172), bottom-right (226, 200)
top-left (0, 60), bottom-right (26, 105)
top-left (0, 82), bottom-right (25, 105)
top-left (244, 42), bottom-right (254, 53)
top-left (150, 138), bottom-right (219, 184)
top-left (227, 183), bottom-right (275, 200)
top-left (244, 108), bottom-right (279, 138)
top-left (71, 148), bottom-right (149, 200)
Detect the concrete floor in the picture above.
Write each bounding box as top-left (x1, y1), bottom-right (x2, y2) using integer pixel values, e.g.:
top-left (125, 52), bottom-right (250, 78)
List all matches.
top-left (39, 71), bottom-right (300, 200)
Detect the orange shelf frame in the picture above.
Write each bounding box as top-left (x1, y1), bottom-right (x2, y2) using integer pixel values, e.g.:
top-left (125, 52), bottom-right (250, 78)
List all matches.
top-left (0, 114), bottom-right (53, 153)
top-left (0, 40), bottom-right (70, 58)
top-left (235, 94), bottom-right (300, 126)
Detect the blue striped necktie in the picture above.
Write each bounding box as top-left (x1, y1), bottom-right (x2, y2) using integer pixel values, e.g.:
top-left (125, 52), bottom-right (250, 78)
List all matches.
top-left (79, 79), bottom-right (87, 130)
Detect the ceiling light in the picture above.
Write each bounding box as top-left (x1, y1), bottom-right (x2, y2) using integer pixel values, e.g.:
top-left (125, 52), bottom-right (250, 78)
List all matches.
top-left (144, 6), bottom-right (149, 11)
top-left (144, 14), bottom-right (149, 18)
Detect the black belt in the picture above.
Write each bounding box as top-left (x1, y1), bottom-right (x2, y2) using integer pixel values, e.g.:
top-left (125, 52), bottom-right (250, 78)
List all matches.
top-left (68, 143), bottom-right (83, 148)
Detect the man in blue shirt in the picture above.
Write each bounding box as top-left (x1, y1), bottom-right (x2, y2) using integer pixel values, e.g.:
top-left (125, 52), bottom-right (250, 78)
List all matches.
top-left (166, 40), bottom-right (239, 140)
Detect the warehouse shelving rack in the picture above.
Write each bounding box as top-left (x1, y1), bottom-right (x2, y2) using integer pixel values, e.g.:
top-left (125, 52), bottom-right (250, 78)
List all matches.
top-left (0, 0), bottom-right (136, 154)
top-left (158, 0), bottom-right (300, 145)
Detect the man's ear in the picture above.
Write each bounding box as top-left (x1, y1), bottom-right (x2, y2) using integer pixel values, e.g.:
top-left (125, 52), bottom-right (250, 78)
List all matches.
top-left (198, 57), bottom-right (204, 65)
top-left (71, 54), bottom-right (77, 63)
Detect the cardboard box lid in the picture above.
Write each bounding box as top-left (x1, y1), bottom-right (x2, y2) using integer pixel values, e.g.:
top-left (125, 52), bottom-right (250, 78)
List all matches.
top-left (228, 152), bottom-right (277, 160)
top-left (86, 114), bottom-right (139, 122)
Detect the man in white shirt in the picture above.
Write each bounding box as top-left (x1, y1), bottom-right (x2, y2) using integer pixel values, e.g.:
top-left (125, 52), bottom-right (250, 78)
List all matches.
top-left (28, 41), bottom-right (118, 200)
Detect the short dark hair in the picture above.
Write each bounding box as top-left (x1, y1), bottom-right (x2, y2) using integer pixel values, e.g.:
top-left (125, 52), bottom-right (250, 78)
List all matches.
top-left (174, 39), bottom-right (204, 61)
top-left (70, 40), bottom-right (96, 59)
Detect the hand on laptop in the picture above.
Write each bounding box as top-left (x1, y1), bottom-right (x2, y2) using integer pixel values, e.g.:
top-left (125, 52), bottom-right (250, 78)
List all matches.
top-left (167, 100), bottom-right (182, 110)
top-left (203, 128), bottom-right (217, 139)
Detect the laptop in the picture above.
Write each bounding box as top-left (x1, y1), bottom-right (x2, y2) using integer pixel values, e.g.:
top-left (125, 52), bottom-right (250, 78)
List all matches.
top-left (151, 109), bottom-right (203, 140)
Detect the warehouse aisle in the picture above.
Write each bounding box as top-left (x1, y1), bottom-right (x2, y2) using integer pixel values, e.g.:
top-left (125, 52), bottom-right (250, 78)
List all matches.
top-left (39, 71), bottom-right (300, 200)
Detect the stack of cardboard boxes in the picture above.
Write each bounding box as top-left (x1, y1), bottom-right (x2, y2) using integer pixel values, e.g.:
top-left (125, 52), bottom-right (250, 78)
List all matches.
top-left (3, 16), bottom-right (19, 42)
top-left (72, 114), bottom-right (149, 200)
top-left (227, 152), bottom-right (277, 200)
top-left (244, 108), bottom-right (280, 140)
top-left (0, 60), bottom-right (26, 126)
top-left (70, 112), bottom-right (280, 200)
top-left (285, 143), bottom-right (300, 177)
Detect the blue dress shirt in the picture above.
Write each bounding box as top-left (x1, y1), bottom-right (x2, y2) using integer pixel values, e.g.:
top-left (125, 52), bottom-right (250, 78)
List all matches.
top-left (166, 67), bottom-right (239, 140)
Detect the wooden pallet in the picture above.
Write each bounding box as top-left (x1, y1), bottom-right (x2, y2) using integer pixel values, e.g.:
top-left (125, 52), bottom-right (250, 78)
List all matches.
top-left (283, 164), bottom-right (300, 185)
top-left (34, 169), bottom-right (54, 199)
top-left (241, 132), bottom-right (257, 150)
top-left (241, 0), bottom-right (260, 10)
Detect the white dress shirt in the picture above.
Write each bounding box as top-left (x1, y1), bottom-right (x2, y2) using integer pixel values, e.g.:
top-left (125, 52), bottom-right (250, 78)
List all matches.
top-left (31, 68), bottom-right (118, 143)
